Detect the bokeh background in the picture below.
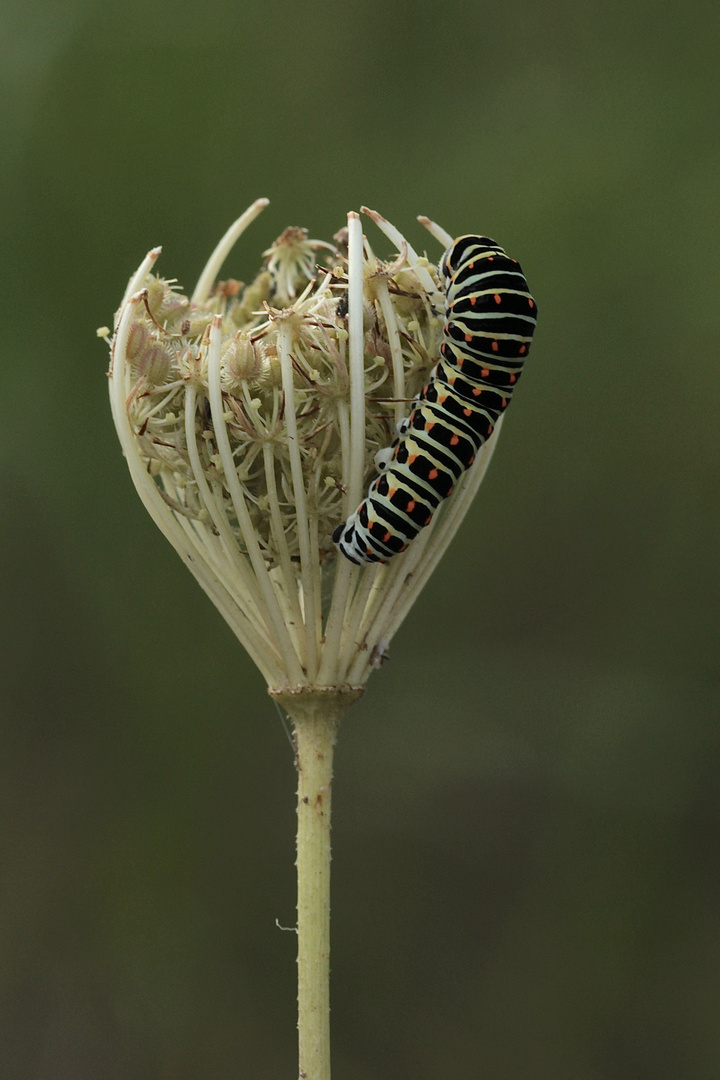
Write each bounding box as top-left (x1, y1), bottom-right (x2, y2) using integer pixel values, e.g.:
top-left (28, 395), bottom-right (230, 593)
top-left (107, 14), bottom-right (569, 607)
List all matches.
top-left (2, 1), bottom-right (719, 1077)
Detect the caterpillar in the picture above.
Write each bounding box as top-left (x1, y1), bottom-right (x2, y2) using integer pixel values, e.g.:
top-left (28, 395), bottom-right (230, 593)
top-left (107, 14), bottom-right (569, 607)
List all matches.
top-left (332, 234), bottom-right (537, 564)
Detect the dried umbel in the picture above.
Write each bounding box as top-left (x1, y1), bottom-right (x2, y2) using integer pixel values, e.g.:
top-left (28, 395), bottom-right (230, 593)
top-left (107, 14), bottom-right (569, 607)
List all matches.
top-left (105, 200), bottom-right (503, 696)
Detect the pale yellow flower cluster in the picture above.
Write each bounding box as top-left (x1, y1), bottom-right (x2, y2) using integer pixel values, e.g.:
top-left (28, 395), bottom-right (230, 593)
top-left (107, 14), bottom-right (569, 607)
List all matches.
top-left (106, 201), bottom-right (502, 694)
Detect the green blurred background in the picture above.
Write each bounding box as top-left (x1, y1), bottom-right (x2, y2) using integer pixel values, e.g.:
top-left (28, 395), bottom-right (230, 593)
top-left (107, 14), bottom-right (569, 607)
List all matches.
top-left (2, 1), bottom-right (719, 1076)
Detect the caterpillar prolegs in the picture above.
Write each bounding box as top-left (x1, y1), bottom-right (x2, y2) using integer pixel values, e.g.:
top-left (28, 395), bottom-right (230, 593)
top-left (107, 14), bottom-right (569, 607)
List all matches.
top-left (332, 234), bottom-right (538, 565)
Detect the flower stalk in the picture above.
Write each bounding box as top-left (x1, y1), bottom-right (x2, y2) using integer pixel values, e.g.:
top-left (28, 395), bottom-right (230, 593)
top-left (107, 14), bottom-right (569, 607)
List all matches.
top-left (272, 688), bottom-right (362, 1080)
top-left (295, 709), bottom-right (333, 1080)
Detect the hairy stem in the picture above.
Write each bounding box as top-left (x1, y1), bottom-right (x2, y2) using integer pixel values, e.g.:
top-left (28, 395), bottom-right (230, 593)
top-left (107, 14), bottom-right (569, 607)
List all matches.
top-left (270, 687), bottom-right (363, 1080)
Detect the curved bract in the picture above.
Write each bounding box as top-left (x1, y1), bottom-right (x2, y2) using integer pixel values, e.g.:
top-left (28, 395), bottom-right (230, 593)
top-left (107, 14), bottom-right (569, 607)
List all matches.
top-left (333, 234), bottom-right (538, 565)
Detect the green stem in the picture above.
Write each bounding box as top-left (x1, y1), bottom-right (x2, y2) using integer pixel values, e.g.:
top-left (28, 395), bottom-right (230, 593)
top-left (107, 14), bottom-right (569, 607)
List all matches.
top-left (270, 687), bottom-right (363, 1080)
top-left (294, 711), bottom-right (335, 1080)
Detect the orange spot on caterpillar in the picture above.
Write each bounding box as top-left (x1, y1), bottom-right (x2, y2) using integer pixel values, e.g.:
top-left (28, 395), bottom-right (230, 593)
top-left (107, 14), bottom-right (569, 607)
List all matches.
top-left (468, 455), bottom-right (475, 466)
top-left (472, 386), bottom-right (482, 397)
top-left (408, 454), bottom-right (417, 465)
top-left (528, 298), bottom-right (535, 308)
top-left (428, 468), bottom-right (438, 480)
top-left (491, 341), bottom-right (499, 352)
top-left (493, 294), bottom-right (502, 304)
top-left (465, 334), bottom-right (472, 343)
top-left (463, 408), bottom-right (472, 417)
top-left (510, 374), bottom-right (516, 383)
top-left (501, 398), bottom-right (507, 409)
top-left (481, 368), bottom-right (490, 377)
top-left (456, 357), bottom-right (464, 368)
top-left (407, 500), bottom-right (416, 513)
top-left (519, 344), bottom-right (527, 355)
top-left (470, 296), bottom-right (477, 306)
top-left (383, 531), bottom-right (391, 542)
top-left (450, 434), bottom-right (459, 446)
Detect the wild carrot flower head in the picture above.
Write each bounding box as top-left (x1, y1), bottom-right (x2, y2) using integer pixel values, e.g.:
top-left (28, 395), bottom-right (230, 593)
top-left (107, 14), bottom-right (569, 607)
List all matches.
top-left (105, 200), bottom-right (503, 698)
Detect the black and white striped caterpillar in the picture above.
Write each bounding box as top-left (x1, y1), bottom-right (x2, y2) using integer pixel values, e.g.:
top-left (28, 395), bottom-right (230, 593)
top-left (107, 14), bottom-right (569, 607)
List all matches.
top-left (332, 234), bottom-right (537, 564)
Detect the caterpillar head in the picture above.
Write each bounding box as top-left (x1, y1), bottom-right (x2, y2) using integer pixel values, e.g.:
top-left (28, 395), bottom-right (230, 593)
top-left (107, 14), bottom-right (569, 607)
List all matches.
top-left (440, 234), bottom-right (503, 283)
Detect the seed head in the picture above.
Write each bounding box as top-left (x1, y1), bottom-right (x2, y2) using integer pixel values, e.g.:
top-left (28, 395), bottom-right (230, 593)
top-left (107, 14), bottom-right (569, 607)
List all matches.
top-left (106, 200), bottom-right (503, 695)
